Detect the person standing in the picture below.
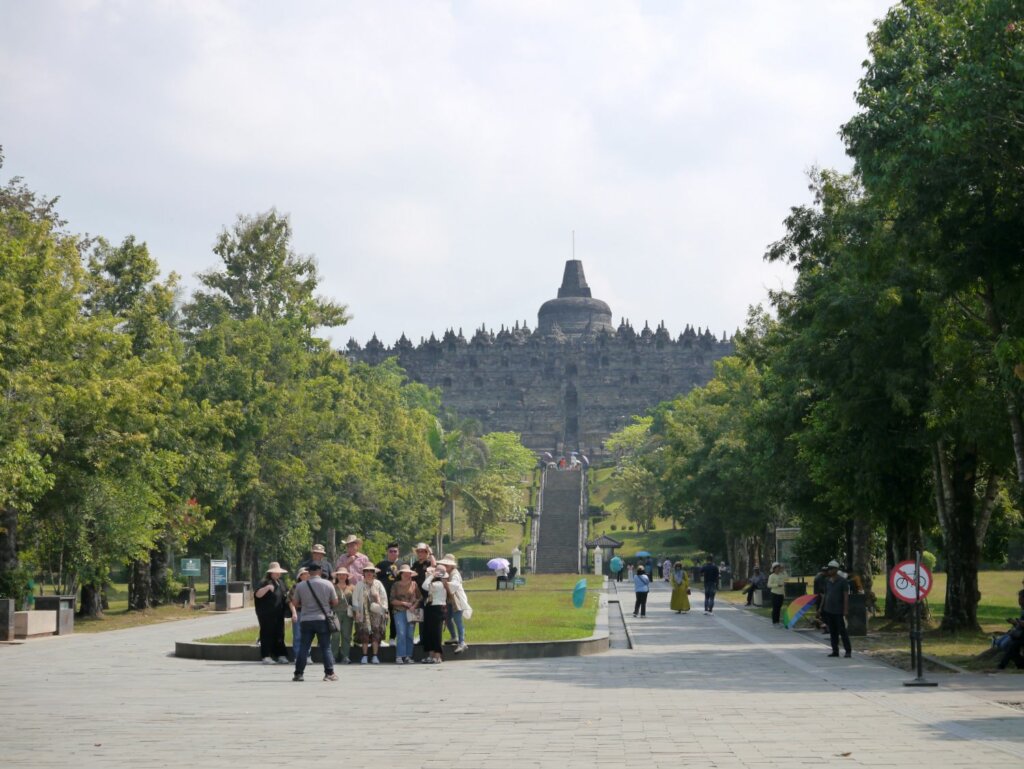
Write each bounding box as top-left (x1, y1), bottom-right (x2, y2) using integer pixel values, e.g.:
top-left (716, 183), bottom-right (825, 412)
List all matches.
top-left (812, 565), bottom-right (830, 633)
top-left (421, 566), bottom-right (448, 663)
top-left (288, 568), bottom-right (308, 662)
top-left (412, 542), bottom-right (436, 592)
top-left (669, 562), bottom-right (690, 614)
top-left (632, 565), bottom-right (651, 618)
top-left (336, 534), bottom-right (372, 585)
top-left (352, 565), bottom-right (389, 664)
top-left (331, 567), bottom-right (355, 664)
top-left (699, 556), bottom-right (720, 614)
top-left (767, 562), bottom-right (786, 626)
top-left (822, 560), bottom-right (852, 658)
top-left (376, 542), bottom-right (402, 646)
top-left (389, 565), bottom-right (422, 664)
top-left (298, 543), bottom-right (332, 575)
top-left (438, 554), bottom-right (471, 653)
top-left (290, 562), bottom-right (339, 682)
top-left (662, 558), bottom-right (672, 582)
top-left (253, 562), bottom-right (290, 664)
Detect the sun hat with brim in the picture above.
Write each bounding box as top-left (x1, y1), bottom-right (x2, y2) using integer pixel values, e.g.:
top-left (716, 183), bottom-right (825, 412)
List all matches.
top-left (414, 542), bottom-right (430, 551)
top-left (296, 567), bottom-right (309, 577)
top-left (266, 561), bottom-right (288, 574)
top-left (361, 564), bottom-right (380, 573)
top-left (397, 564), bottom-right (415, 575)
top-left (342, 534), bottom-right (362, 546)
top-left (771, 562), bottom-right (781, 569)
top-left (311, 544), bottom-right (326, 554)
top-left (827, 560), bottom-right (841, 569)
top-left (437, 555), bottom-right (457, 567)
top-left (333, 567), bottom-right (350, 576)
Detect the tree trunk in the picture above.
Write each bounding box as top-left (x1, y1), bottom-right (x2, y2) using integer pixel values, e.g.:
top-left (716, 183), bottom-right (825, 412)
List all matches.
top-left (0, 506), bottom-right (18, 578)
top-left (850, 515), bottom-right (873, 606)
top-left (150, 542), bottom-right (170, 606)
top-left (128, 558), bottom-right (151, 611)
top-left (932, 440), bottom-right (982, 632)
top-left (979, 281), bottom-right (1024, 487)
top-left (78, 583), bottom-right (104, 618)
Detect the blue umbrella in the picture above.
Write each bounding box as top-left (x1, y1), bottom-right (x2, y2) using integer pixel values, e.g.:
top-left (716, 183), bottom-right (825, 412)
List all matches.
top-left (609, 556), bottom-right (624, 573)
top-left (635, 550), bottom-right (652, 557)
top-left (572, 578), bottom-right (587, 608)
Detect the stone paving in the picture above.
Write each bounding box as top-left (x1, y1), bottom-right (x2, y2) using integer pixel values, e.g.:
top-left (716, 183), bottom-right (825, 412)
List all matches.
top-left (1, 584), bottom-right (1022, 768)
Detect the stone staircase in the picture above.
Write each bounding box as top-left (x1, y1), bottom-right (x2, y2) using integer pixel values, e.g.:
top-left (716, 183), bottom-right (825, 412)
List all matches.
top-left (534, 469), bottom-right (584, 573)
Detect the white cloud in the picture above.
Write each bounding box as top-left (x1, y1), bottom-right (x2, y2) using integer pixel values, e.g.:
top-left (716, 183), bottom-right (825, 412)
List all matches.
top-left (0, 0), bottom-right (894, 346)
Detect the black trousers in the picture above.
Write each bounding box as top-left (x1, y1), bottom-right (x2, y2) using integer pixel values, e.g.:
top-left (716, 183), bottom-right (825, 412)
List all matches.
top-left (997, 636), bottom-right (1024, 669)
top-left (823, 611), bottom-right (851, 654)
top-left (423, 605), bottom-right (445, 654)
top-left (633, 592), bottom-right (648, 616)
top-left (771, 593), bottom-right (785, 624)
top-left (256, 610), bottom-right (288, 659)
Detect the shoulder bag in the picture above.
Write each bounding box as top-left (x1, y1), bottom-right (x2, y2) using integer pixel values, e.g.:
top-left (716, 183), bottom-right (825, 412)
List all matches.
top-left (303, 580), bottom-right (341, 633)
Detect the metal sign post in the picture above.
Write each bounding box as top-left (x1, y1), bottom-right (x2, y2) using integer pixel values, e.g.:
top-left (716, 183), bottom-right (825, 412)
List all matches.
top-left (896, 552), bottom-right (938, 688)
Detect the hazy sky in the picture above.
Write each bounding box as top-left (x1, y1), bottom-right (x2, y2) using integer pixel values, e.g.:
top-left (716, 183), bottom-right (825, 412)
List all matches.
top-left (1, 1), bottom-right (893, 347)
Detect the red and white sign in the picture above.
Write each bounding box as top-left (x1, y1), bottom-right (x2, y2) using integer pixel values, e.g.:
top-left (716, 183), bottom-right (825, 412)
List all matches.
top-left (889, 560), bottom-right (933, 604)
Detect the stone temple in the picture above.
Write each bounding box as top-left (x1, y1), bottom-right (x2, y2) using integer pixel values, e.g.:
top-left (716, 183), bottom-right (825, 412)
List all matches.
top-left (347, 260), bottom-right (733, 457)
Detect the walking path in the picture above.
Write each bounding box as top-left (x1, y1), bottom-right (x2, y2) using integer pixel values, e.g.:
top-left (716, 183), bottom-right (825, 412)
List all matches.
top-left (1, 584), bottom-right (1021, 768)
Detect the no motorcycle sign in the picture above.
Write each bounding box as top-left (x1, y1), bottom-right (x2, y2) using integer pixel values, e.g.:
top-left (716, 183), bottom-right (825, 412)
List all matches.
top-left (889, 560), bottom-right (933, 604)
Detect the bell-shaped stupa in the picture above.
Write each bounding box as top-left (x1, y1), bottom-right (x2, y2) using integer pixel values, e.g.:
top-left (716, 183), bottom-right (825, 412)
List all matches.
top-left (536, 260), bottom-right (614, 337)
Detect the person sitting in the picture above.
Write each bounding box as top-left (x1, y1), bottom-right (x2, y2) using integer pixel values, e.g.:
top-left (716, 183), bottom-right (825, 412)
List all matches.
top-left (996, 617), bottom-right (1024, 671)
top-left (742, 567), bottom-right (766, 606)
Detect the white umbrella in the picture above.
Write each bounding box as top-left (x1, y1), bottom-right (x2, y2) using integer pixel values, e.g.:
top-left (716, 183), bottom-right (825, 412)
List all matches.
top-left (487, 558), bottom-right (510, 571)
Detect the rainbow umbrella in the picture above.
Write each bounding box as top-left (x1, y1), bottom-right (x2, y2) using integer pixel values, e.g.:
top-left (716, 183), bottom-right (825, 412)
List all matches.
top-left (782, 593), bottom-right (817, 629)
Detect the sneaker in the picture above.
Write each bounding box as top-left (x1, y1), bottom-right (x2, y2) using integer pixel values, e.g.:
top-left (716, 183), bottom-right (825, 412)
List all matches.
top-left (261, 657), bottom-right (273, 664)
top-left (323, 672), bottom-right (338, 681)
top-left (404, 657), bottom-right (414, 664)
top-left (632, 613), bottom-right (638, 618)
top-left (421, 657), bottom-right (432, 664)
top-left (360, 655), bottom-right (368, 664)
top-left (371, 655), bottom-right (380, 664)
top-left (444, 639), bottom-right (458, 645)
top-left (827, 653), bottom-right (840, 658)
top-left (454, 643), bottom-right (468, 654)
top-left (274, 657), bottom-right (289, 664)
top-left (339, 657), bottom-right (351, 664)
top-left (844, 652), bottom-right (852, 658)
top-left (292, 673), bottom-right (303, 682)
top-left (380, 641), bottom-right (390, 648)
top-left (395, 656), bottom-right (405, 665)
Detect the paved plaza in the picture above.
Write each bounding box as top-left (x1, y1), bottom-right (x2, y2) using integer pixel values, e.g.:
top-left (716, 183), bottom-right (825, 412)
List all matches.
top-left (2, 584), bottom-right (1022, 768)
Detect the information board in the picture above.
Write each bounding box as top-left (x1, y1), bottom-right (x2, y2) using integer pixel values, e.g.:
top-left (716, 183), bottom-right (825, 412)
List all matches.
top-left (180, 558), bottom-right (201, 577)
top-left (209, 559), bottom-right (229, 597)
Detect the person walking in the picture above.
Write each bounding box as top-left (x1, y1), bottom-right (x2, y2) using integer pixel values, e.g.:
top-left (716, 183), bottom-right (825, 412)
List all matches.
top-left (632, 564), bottom-right (651, 618)
top-left (699, 555), bottom-right (720, 614)
top-left (352, 565), bottom-right (389, 664)
top-left (822, 560), bottom-right (852, 657)
top-left (290, 562), bottom-right (339, 682)
top-left (389, 564), bottom-right (422, 663)
top-left (767, 562), bottom-right (786, 626)
top-left (669, 561), bottom-right (690, 614)
top-left (253, 562), bottom-right (290, 664)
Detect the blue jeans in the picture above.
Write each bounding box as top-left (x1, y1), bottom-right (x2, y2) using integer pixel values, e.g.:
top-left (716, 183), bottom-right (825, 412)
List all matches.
top-left (445, 609), bottom-right (465, 644)
top-left (394, 610), bottom-right (415, 658)
top-left (704, 585), bottom-right (717, 612)
top-left (295, 619), bottom-right (335, 676)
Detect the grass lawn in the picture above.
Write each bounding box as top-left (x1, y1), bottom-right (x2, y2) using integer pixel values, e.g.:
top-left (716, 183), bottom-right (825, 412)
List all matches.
top-left (71, 582), bottom-right (214, 634)
top-left (198, 574), bottom-right (603, 645)
top-left (718, 570), bottom-right (1024, 672)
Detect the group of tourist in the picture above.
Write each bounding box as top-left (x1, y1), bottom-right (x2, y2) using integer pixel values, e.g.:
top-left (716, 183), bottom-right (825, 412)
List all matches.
top-left (252, 537), bottom-right (473, 682)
